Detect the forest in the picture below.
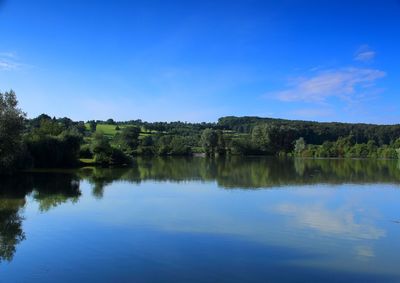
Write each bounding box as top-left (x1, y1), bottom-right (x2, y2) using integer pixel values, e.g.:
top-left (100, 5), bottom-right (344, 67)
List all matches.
top-left (1, 90), bottom-right (400, 173)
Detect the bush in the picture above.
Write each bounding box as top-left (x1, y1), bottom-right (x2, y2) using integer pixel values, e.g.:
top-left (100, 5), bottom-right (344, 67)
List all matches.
top-left (111, 148), bottom-right (132, 165)
top-left (170, 136), bottom-right (192, 155)
top-left (26, 133), bottom-right (81, 168)
top-left (79, 144), bottom-right (93, 159)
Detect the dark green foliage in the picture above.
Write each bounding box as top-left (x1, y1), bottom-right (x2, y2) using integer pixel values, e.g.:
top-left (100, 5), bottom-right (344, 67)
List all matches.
top-left (0, 90), bottom-right (26, 174)
top-left (216, 130), bottom-right (226, 155)
top-left (137, 136), bottom-right (155, 155)
top-left (137, 145), bottom-right (156, 156)
top-left (91, 132), bottom-right (131, 166)
top-left (24, 112), bottom-right (85, 168)
top-left (91, 132), bottom-right (113, 165)
top-left (156, 135), bottom-right (172, 155)
top-left (30, 117), bottom-right (63, 136)
top-left (251, 125), bottom-right (270, 152)
top-left (134, 120), bottom-right (216, 134)
top-left (21, 113), bottom-right (400, 161)
top-left (88, 120), bottom-right (97, 132)
top-left (115, 126), bottom-right (141, 154)
top-left (141, 136), bottom-right (154, 146)
top-left (111, 148), bottom-right (132, 165)
top-left (218, 116), bottom-right (400, 146)
top-left (26, 133), bottom-right (82, 167)
top-left (201, 128), bottom-right (218, 156)
top-left (106, 118), bottom-right (116, 125)
top-left (169, 136), bottom-right (192, 155)
top-left (4, 90), bottom-right (400, 175)
top-left (79, 144), bottom-right (93, 159)
top-left (295, 136), bottom-right (400, 159)
top-left (153, 135), bottom-right (192, 156)
top-left (230, 137), bottom-right (260, 155)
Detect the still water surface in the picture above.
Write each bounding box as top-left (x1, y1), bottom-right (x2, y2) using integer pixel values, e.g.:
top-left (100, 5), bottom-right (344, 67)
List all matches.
top-left (1, 157), bottom-right (400, 282)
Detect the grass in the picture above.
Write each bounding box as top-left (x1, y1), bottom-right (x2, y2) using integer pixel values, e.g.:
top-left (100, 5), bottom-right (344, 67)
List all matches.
top-left (85, 123), bottom-right (125, 136)
top-left (85, 123), bottom-right (154, 138)
top-left (97, 124), bottom-right (125, 136)
top-left (80, 158), bottom-right (96, 165)
top-left (84, 123), bottom-right (158, 148)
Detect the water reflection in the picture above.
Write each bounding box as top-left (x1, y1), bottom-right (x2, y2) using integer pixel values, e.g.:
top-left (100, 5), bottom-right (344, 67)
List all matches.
top-left (274, 202), bottom-right (385, 240)
top-left (0, 173), bottom-right (80, 262)
top-left (0, 195), bottom-right (25, 263)
top-left (80, 157), bottom-right (400, 192)
top-left (0, 157), bottom-right (399, 282)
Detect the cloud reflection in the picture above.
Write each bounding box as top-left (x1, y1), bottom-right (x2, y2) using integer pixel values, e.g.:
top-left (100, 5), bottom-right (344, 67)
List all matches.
top-left (275, 203), bottom-right (385, 240)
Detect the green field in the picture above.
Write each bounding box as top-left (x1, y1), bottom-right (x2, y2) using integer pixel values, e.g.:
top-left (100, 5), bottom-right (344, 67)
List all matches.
top-left (85, 123), bottom-right (126, 137)
top-left (85, 123), bottom-right (152, 138)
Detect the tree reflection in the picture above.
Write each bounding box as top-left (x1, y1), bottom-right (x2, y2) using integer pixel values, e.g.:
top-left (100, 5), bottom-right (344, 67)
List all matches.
top-left (0, 197), bottom-right (25, 262)
top-left (80, 157), bottom-right (400, 194)
top-left (79, 166), bottom-right (140, 198)
top-left (30, 172), bottom-right (81, 212)
top-left (0, 172), bottom-right (81, 262)
top-left (1, 157), bottom-right (400, 262)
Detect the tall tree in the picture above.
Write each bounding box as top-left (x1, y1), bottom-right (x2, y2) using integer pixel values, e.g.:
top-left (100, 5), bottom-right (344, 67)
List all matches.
top-left (216, 130), bottom-right (226, 155)
top-left (117, 126), bottom-right (141, 154)
top-left (91, 132), bottom-right (113, 165)
top-left (251, 125), bottom-right (269, 152)
top-left (0, 90), bottom-right (26, 174)
top-left (201, 128), bottom-right (218, 156)
top-left (294, 137), bottom-right (306, 156)
top-left (88, 120), bottom-right (97, 132)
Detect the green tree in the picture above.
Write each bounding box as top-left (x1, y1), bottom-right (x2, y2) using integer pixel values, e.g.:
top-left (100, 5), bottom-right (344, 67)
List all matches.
top-left (156, 135), bottom-right (172, 155)
top-left (0, 90), bottom-right (26, 174)
top-left (170, 136), bottom-right (192, 155)
top-left (201, 128), bottom-right (218, 156)
top-left (137, 136), bottom-right (155, 155)
top-left (88, 120), bottom-right (97, 132)
top-left (106, 118), bottom-right (115, 125)
top-left (251, 125), bottom-right (269, 152)
top-left (216, 130), bottom-right (226, 155)
top-left (116, 126), bottom-right (141, 154)
top-left (26, 131), bottom-right (82, 168)
top-left (34, 118), bottom-right (63, 136)
top-left (294, 137), bottom-right (306, 156)
top-left (91, 132), bottom-right (112, 165)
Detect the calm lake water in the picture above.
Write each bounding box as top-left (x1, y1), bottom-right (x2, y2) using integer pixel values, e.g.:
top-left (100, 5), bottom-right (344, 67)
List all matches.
top-left (1, 157), bottom-right (400, 283)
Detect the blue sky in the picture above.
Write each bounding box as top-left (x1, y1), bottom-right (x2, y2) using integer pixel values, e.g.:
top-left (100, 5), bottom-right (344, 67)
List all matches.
top-left (0, 0), bottom-right (399, 123)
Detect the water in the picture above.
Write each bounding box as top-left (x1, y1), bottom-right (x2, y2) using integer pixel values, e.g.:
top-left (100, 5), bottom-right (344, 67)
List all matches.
top-left (1, 157), bottom-right (400, 282)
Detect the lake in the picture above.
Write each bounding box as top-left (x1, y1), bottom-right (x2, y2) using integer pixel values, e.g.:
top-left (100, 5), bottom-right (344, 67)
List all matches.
top-left (1, 157), bottom-right (400, 283)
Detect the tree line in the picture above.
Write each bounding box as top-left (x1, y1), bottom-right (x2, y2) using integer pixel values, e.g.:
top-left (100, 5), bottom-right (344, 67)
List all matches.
top-left (1, 90), bottom-right (400, 173)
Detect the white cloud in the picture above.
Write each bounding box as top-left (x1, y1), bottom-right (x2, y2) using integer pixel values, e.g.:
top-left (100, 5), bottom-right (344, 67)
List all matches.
top-left (0, 59), bottom-right (19, 70)
top-left (0, 51), bottom-right (22, 71)
top-left (355, 45), bottom-right (376, 62)
top-left (273, 67), bottom-right (385, 103)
